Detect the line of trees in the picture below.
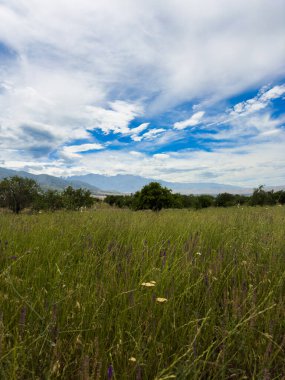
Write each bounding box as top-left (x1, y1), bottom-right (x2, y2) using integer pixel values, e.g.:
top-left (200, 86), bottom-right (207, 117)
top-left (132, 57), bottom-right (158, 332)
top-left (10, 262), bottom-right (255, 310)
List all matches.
top-left (0, 176), bottom-right (95, 213)
top-left (1, 177), bottom-right (284, 214)
top-left (105, 183), bottom-right (285, 211)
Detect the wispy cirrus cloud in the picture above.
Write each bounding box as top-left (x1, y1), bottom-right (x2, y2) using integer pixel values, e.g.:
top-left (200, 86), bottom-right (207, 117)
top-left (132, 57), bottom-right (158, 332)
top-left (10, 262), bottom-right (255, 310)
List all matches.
top-left (189, 84), bottom-right (285, 147)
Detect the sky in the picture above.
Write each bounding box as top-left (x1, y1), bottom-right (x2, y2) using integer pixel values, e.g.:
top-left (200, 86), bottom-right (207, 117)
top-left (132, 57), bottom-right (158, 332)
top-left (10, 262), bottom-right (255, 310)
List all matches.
top-left (0, 0), bottom-right (285, 186)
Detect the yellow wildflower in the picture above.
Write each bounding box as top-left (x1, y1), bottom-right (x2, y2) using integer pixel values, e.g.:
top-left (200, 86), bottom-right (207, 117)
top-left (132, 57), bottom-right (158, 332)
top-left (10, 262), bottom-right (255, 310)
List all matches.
top-left (51, 360), bottom-right (61, 375)
top-left (76, 335), bottom-right (82, 345)
top-left (156, 297), bottom-right (168, 303)
top-left (141, 282), bottom-right (156, 287)
top-left (129, 357), bottom-right (137, 363)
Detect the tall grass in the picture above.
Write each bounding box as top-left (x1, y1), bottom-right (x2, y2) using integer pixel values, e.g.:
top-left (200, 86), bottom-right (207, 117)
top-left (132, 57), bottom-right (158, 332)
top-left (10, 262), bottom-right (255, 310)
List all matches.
top-left (0, 207), bottom-right (284, 379)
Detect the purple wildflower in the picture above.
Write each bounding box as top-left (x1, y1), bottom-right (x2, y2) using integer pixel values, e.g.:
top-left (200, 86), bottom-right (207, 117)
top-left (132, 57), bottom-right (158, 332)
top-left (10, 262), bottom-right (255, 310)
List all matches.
top-left (107, 364), bottom-right (113, 379)
top-left (9, 255), bottom-right (18, 261)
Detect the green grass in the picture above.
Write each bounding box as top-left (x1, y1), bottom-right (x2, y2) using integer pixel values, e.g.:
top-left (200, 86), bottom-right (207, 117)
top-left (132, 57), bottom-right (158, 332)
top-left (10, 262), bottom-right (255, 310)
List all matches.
top-left (0, 207), bottom-right (284, 379)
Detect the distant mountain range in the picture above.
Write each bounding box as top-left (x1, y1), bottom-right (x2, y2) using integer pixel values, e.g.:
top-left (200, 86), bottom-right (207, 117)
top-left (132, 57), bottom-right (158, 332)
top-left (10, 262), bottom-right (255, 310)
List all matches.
top-left (68, 174), bottom-right (252, 194)
top-left (68, 173), bottom-right (252, 195)
top-left (67, 174), bottom-right (283, 194)
top-left (1, 167), bottom-right (284, 195)
top-left (0, 167), bottom-right (106, 194)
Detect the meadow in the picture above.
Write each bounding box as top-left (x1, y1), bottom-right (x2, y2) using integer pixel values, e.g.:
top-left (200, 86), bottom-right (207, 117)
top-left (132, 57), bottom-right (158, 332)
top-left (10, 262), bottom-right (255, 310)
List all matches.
top-left (0, 206), bottom-right (284, 379)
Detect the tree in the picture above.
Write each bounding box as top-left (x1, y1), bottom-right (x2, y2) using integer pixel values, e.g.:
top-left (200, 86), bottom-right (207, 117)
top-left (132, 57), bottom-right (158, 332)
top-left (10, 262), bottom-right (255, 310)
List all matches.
top-left (0, 176), bottom-right (40, 213)
top-left (274, 190), bottom-right (285, 205)
top-left (62, 186), bottom-right (94, 210)
top-left (215, 192), bottom-right (237, 207)
top-left (195, 194), bottom-right (215, 209)
top-left (133, 182), bottom-right (174, 211)
top-left (250, 185), bottom-right (275, 206)
top-left (33, 189), bottom-right (64, 211)
top-left (105, 195), bottom-right (134, 208)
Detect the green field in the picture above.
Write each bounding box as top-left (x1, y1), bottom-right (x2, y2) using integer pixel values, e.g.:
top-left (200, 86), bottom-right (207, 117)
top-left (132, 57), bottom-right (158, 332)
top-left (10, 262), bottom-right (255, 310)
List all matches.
top-left (0, 207), bottom-right (284, 379)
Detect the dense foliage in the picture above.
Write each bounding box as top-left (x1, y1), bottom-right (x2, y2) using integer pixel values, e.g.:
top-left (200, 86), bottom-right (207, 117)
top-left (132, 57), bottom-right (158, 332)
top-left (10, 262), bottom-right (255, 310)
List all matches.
top-left (0, 176), bottom-right (94, 213)
top-left (61, 186), bottom-right (94, 210)
top-left (0, 207), bottom-right (284, 378)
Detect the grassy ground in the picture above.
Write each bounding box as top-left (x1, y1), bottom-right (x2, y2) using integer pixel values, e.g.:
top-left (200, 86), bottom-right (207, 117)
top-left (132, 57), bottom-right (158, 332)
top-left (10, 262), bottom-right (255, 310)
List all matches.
top-left (0, 207), bottom-right (284, 379)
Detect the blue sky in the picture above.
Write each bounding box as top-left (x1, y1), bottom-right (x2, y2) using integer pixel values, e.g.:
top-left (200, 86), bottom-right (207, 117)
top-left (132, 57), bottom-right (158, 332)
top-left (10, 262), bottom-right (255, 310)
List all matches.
top-left (0, 0), bottom-right (285, 185)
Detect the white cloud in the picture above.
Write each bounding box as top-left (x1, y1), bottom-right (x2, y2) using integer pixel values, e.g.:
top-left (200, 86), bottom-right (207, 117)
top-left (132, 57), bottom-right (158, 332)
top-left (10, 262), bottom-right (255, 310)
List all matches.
top-left (260, 84), bottom-right (285, 101)
top-left (195, 85), bottom-right (285, 144)
top-left (140, 128), bottom-right (166, 141)
top-left (1, 0), bottom-right (284, 113)
top-left (131, 127), bottom-right (166, 142)
top-left (131, 123), bottom-right (149, 138)
top-left (61, 143), bottom-right (105, 158)
top-left (0, 0), bottom-right (285, 184)
top-left (129, 151), bottom-right (144, 157)
top-left (86, 101), bottom-right (143, 134)
top-left (153, 153), bottom-right (170, 159)
top-left (260, 129), bottom-right (280, 137)
top-left (130, 122), bottom-right (150, 141)
top-left (131, 123), bottom-right (150, 134)
top-left (22, 134), bottom-right (283, 186)
top-left (3, 131), bottom-right (285, 186)
top-left (174, 111), bottom-right (205, 130)
top-left (230, 85), bottom-right (285, 117)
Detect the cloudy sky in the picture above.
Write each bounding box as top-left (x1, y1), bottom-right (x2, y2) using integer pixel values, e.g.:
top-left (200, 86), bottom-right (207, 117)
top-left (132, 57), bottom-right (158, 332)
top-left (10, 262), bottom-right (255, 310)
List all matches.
top-left (0, 0), bottom-right (285, 185)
